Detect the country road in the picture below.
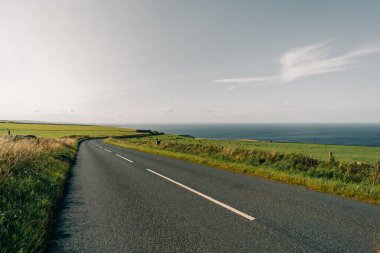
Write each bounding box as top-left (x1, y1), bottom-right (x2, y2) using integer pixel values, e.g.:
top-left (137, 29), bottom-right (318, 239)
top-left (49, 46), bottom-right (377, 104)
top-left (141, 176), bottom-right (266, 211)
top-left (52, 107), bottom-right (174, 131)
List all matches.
top-left (49, 139), bottom-right (380, 252)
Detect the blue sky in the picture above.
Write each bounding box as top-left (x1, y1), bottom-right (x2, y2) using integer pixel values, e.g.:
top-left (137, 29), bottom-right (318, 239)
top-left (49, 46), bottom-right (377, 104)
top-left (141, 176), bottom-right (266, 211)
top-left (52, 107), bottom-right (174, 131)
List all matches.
top-left (0, 0), bottom-right (379, 123)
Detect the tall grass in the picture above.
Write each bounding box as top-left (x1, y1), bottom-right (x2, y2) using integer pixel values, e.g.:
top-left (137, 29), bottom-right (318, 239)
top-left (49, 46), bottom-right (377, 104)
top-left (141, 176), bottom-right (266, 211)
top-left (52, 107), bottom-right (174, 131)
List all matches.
top-left (106, 136), bottom-right (380, 204)
top-left (0, 137), bottom-right (77, 252)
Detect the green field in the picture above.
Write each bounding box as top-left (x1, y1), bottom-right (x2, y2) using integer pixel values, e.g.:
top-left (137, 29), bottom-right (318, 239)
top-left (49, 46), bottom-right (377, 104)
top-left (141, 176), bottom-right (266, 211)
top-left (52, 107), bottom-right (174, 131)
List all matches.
top-left (106, 134), bottom-right (380, 205)
top-left (0, 121), bottom-right (137, 138)
top-left (236, 140), bottom-right (380, 163)
top-left (126, 134), bottom-right (380, 163)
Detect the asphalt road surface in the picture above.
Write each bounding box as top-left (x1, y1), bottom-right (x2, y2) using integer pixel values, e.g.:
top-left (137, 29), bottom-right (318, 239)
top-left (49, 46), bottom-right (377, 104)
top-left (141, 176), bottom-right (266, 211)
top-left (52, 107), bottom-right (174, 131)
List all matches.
top-left (49, 139), bottom-right (380, 252)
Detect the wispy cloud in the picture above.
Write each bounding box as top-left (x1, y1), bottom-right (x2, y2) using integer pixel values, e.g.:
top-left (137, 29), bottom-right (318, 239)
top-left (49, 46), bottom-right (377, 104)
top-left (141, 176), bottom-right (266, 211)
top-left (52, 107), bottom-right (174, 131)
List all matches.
top-left (59, 108), bottom-right (76, 113)
top-left (173, 99), bottom-right (184, 106)
top-left (216, 76), bottom-right (279, 83)
top-left (158, 106), bottom-right (174, 113)
top-left (214, 42), bottom-right (380, 84)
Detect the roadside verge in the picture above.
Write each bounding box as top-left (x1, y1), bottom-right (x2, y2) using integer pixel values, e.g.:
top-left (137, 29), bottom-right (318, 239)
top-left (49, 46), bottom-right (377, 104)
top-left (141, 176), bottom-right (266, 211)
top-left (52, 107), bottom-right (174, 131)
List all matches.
top-left (104, 137), bottom-right (380, 206)
top-left (0, 137), bottom-right (78, 252)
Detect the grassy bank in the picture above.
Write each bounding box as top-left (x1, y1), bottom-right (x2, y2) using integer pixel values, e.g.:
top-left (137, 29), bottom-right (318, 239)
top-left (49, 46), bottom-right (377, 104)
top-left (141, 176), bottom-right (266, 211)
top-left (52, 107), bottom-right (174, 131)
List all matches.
top-left (105, 135), bottom-right (380, 205)
top-left (0, 122), bottom-right (139, 252)
top-left (0, 137), bottom-right (77, 252)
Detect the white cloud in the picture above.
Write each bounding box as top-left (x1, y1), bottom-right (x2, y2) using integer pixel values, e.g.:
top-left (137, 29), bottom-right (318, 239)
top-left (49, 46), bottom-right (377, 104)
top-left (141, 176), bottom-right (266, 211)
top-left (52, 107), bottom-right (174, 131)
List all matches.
top-left (197, 107), bottom-right (215, 113)
top-left (216, 76), bottom-right (279, 84)
top-left (214, 42), bottom-right (380, 84)
top-left (59, 108), bottom-right (76, 113)
top-left (173, 99), bottom-right (184, 106)
top-left (158, 107), bottom-right (174, 113)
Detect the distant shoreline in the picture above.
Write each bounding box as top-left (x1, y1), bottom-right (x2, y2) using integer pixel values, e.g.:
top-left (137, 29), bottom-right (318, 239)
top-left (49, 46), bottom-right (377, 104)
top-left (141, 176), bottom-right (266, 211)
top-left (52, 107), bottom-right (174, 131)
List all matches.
top-left (130, 123), bottom-right (380, 147)
top-left (239, 139), bottom-right (261, 142)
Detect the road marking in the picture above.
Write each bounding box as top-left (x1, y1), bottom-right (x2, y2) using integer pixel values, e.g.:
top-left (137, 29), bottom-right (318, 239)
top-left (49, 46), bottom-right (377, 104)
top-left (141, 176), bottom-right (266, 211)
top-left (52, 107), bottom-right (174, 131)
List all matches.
top-left (115, 154), bottom-right (134, 163)
top-left (146, 169), bottom-right (255, 221)
top-left (104, 148), bottom-right (112, 153)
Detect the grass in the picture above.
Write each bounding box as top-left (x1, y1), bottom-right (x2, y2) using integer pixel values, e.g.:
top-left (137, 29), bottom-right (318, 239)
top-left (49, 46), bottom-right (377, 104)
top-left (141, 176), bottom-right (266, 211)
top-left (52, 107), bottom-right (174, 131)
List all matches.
top-left (232, 140), bottom-right (380, 163)
top-left (0, 121), bottom-right (140, 252)
top-left (0, 121), bottom-right (138, 138)
top-left (0, 137), bottom-right (77, 252)
top-left (105, 134), bottom-right (380, 205)
top-left (132, 134), bottom-right (380, 163)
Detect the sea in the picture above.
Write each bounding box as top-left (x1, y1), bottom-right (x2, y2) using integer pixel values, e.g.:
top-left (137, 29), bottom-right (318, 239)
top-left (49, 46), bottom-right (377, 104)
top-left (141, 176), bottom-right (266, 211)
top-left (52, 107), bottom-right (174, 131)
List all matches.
top-left (127, 123), bottom-right (380, 147)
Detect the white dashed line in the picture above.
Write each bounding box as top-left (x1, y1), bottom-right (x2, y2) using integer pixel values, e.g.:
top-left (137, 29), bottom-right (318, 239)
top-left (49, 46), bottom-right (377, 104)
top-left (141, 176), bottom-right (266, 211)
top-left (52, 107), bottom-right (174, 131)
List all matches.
top-left (92, 141), bottom-right (252, 220)
top-left (115, 154), bottom-right (134, 163)
top-left (146, 169), bottom-right (255, 221)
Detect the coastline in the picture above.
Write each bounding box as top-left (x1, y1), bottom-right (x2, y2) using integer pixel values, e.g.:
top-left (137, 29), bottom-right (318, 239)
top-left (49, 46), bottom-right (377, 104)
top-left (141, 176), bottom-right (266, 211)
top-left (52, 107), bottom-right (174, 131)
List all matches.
top-left (129, 123), bottom-right (380, 147)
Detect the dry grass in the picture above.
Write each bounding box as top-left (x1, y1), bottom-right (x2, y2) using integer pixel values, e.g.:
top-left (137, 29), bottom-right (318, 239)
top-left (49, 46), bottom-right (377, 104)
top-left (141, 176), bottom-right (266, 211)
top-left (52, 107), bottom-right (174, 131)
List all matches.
top-left (0, 137), bottom-right (76, 182)
top-left (0, 137), bottom-right (78, 252)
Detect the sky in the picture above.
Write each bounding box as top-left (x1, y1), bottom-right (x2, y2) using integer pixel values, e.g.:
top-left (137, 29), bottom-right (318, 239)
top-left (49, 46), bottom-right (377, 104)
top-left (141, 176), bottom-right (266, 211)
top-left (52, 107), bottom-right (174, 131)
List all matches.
top-left (1, 0), bottom-right (380, 124)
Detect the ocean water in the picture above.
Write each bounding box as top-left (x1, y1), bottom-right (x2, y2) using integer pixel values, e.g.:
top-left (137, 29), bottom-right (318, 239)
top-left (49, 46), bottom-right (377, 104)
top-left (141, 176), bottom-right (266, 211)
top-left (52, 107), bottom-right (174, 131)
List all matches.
top-left (128, 123), bottom-right (380, 147)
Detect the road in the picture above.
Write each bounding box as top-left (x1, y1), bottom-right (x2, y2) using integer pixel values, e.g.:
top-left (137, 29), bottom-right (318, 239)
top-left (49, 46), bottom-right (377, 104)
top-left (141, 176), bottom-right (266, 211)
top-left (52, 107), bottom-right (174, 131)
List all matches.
top-left (49, 139), bottom-right (380, 252)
